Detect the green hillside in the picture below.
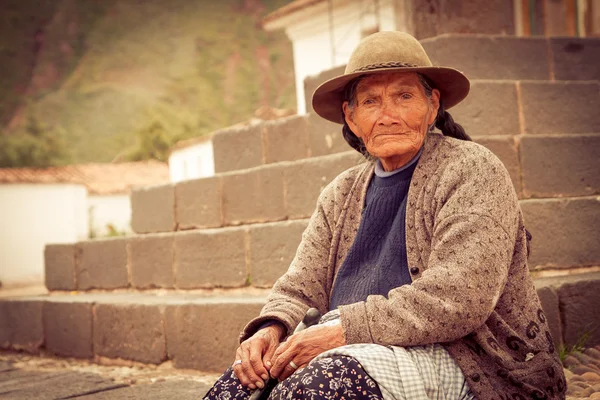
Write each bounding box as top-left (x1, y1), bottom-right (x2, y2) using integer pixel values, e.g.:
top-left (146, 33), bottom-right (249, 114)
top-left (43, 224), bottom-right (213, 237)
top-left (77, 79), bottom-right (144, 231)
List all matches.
top-left (0, 0), bottom-right (295, 165)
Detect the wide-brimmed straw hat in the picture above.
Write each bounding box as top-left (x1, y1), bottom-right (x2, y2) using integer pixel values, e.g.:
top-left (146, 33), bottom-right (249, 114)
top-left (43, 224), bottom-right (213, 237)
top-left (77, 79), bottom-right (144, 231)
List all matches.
top-left (312, 31), bottom-right (470, 124)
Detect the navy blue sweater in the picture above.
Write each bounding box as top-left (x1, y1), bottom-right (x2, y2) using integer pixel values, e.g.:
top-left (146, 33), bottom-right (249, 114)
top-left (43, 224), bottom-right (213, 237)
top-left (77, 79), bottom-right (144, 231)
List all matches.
top-left (329, 153), bottom-right (420, 309)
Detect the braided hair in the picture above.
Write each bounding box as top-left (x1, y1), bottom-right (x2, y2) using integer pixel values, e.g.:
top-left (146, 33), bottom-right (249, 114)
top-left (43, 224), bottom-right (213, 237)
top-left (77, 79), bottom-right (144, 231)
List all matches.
top-left (417, 74), bottom-right (472, 142)
top-left (341, 78), bottom-right (370, 158)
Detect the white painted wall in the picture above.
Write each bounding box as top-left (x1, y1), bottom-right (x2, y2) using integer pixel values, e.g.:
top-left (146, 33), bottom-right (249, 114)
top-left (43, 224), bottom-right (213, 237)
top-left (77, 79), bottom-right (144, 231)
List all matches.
top-left (0, 184), bottom-right (88, 285)
top-left (88, 194), bottom-right (132, 237)
top-left (168, 140), bottom-right (215, 183)
top-left (281, 0), bottom-right (398, 113)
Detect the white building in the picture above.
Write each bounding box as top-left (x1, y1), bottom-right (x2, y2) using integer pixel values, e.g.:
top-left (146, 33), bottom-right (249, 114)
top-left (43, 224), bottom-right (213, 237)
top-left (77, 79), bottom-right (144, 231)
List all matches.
top-left (263, 0), bottom-right (402, 114)
top-left (168, 136), bottom-right (215, 183)
top-left (0, 183), bottom-right (88, 286)
top-left (0, 161), bottom-right (169, 287)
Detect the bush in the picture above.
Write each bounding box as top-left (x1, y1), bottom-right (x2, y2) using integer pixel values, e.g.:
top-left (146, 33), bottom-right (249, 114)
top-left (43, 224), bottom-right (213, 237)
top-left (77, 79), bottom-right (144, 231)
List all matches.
top-left (0, 116), bottom-right (70, 168)
top-left (121, 118), bottom-right (184, 163)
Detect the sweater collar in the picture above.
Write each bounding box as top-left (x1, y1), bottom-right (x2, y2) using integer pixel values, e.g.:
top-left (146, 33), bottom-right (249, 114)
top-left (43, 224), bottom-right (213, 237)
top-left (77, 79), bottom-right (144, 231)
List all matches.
top-left (374, 146), bottom-right (424, 178)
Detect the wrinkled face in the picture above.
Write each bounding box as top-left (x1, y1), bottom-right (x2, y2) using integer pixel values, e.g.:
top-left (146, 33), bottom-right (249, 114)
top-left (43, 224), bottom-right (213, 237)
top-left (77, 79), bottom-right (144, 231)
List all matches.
top-left (343, 72), bottom-right (440, 168)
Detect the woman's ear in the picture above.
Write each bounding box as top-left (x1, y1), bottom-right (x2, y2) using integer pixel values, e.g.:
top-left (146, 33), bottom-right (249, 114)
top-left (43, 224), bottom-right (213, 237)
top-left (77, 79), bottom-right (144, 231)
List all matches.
top-left (342, 102), bottom-right (360, 136)
top-left (428, 89), bottom-right (441, 125)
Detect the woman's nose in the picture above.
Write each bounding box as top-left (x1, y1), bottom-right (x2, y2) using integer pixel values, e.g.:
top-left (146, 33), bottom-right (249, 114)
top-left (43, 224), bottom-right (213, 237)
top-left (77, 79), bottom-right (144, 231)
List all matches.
top-left (377, 100), bottom-right (401, 126)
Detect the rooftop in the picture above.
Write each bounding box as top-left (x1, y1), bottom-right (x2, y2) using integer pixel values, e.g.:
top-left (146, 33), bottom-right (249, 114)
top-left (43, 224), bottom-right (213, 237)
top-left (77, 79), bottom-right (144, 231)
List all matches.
top-left (262, 0), bottom-right (325, 28)
top-left (170, 135), bottom-right (212, 152)
top-left (0, 160), bottom-right (170, 195)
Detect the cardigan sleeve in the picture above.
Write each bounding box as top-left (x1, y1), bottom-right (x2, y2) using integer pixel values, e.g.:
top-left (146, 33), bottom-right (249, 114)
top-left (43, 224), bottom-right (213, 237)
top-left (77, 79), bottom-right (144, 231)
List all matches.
top-left (338, 146), bottom-right (520, 346)
top-left (239, 180), bottom-right (337, 342)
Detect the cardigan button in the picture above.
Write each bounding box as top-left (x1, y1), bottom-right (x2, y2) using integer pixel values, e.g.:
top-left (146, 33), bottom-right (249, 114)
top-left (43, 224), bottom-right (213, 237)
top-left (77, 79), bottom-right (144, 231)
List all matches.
top-left (471, 373), bottom-right (480, 382)
top-left (410, 267), bottom-right (420, 275)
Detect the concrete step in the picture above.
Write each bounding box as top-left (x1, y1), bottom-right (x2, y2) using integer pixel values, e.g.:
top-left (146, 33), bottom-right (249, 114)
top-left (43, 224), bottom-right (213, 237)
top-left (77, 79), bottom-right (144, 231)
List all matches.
top-left (212, 114), bottom-right (351, 175)
top-left (131, 151), bottom-right (363, 234)
top-left (217, 79), bottom-right (599, 174)
top-left (474, 133), bottom-right (600, 199)
top-left (303, 35), bottom-right (600, 114)
top-left (2, 273), bottom-right (599, 372)
top-left (45, 220), bottom-right (308, 291)
top-left (535, 272), bottom-right (600, 351)
top-left (132, 130), bottom-right (599, 236)
top-left (0, 290), bottom-right (268, 373)
top-left (46, 195), bottom-right (599, 292)
top-left (420, 35), bottom-right (600, 82)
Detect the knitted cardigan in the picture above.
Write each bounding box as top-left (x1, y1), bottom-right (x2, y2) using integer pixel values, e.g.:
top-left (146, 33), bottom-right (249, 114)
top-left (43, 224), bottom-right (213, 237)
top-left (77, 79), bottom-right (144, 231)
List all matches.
top-left (241, 132), bottom-right (565, 400)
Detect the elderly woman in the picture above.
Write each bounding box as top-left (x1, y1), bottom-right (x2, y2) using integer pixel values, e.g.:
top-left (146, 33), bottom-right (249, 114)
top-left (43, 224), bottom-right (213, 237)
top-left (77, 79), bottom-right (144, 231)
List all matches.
top-left (204, 32), bottom-right (565, 400)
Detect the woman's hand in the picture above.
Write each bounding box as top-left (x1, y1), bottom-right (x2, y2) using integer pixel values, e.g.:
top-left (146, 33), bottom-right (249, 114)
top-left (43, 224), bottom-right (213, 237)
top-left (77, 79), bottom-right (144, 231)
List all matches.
top-left (269, 323), bottom-right (346, 382)
top-left (233, 323), bottom-right (285, 390)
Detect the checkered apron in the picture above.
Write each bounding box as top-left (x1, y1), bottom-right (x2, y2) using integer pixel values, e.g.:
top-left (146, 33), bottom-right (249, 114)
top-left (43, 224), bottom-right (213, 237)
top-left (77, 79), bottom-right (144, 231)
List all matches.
top-left (314, 343), bottom-right (476, 400)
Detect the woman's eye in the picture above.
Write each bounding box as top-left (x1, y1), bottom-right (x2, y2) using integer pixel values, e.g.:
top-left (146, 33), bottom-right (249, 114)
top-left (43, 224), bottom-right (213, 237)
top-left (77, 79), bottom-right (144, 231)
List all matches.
top-left (362, 99), bottom-right (375, 105)
top-left (401, 93), bottom-right (413, 100)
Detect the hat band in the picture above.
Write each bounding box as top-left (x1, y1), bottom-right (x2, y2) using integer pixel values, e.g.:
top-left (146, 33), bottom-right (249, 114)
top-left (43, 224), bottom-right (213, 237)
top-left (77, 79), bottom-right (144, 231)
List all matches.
top-left (353, 61), bottom-right (419, 73)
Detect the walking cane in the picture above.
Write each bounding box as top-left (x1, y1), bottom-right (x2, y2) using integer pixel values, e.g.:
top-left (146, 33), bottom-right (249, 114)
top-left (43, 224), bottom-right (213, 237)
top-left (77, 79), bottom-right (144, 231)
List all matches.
top-left (248, 308), bottom-right (322, 400)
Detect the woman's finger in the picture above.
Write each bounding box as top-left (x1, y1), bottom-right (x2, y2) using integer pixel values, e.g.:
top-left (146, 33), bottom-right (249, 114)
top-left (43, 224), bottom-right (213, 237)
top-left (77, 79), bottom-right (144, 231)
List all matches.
top-left (232, 347), bottom-right (250, 387)
top-left (275, 346), bottom-right (310, 382)
top-left (270, 339), bottom-right (289, 366)
top-left (240, 344), bottom-right (261, 390)
top-left (262, 339), bottom-right (279, 370)
top-left (269, 342), bottom-right (296, 379)
top-left (248, 340), bottom-right (269, 383)
top-left (277, 359), bottom-right (301, 382)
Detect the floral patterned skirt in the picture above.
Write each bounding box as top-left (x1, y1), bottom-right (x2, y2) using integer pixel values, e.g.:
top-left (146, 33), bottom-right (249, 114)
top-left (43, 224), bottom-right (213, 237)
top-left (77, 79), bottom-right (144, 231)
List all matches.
top-left (203, 355), bottom-right (384, 400)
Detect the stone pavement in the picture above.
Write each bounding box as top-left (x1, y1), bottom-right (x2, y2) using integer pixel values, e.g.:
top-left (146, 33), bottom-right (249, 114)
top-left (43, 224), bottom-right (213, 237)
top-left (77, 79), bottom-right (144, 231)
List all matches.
top-left (4, 346), bottom-right (600, 399)
top-left (0, 351), bottom-right (216, 399)
top-left (564, 346), bottom-right (600, 399)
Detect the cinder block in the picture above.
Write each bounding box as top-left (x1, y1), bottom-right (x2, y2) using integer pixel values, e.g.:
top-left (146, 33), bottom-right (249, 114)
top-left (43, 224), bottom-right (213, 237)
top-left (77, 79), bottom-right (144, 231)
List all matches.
top-left (451, 81), bottom-right (519, 136)
top-left (248, 220), bottom-right (309, 287)
top-left (77, 238), bottom-right (129, 290)
top-left (308, 113), bottom-right (352, 156)
top-left (0, 299), bottom-right (43, 352)
top-left (44, 301), bottom-right (93, 358)
top-left (474, 136), bottom-right (521, 196)
top-left (284, 152), bottom-right (364, 219)
top-left (421, 35), bottom-right (548, 80)
top-left (550, 37), bottom-right (600, 81)
top-left (409, 0), bottom-right (516, 38)
top-left (175, 176), bottom-right (222, 230)
top-left (521, 197), bottom-right (600, 269)
top-left (521, 134), bottom-right (600, 198)
top-left (93, 302), bottom-right (166, 364)
top-left (131, 184), bottom-right (175, 233)
top-left (165, 301), bottom-right (264, 372)
top-left (129, 234), bottom-right (174, 289)
top-left (173, 228), bottom-right (247, 289)
top-left (44, 244), bottom-right (76, 291)
top-left (212, 124), bottom-right (263, 174)
top-left (264, 115), bottom-right (310, 164)
top-left (557, 275), bottom-right (600, 348)
top-left (222, 164), bottom-right (285, 225)
top-left (520, 81), bottom-right (600, 135)
top-left (535, 286), bottom-right (563, 350)
top-left (304, 66), bottom-right (346, 114)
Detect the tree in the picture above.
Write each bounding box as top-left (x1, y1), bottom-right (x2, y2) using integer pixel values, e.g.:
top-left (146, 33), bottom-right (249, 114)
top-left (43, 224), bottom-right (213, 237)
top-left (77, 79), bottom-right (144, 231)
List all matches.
top-left (0, 116), bottom-right (70, 168)
top-left (122, 119), bottom-right (175, 162)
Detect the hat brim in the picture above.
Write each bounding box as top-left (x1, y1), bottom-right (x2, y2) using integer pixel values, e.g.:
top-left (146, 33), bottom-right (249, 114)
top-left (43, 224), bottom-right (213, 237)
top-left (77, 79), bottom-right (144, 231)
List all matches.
top-left (312, 66), bottom-right (470, 124)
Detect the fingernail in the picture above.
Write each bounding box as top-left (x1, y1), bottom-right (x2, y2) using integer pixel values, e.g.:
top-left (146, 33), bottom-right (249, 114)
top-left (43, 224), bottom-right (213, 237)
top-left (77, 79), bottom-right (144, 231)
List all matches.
top-left (256, 381), bottom-right (264, 389)
top-left (249, 384), bottom-right (256, 390)
top-left (266, 361), bottom-right (272, 368)
top-left (261, 374), bottom-right (268, 380)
